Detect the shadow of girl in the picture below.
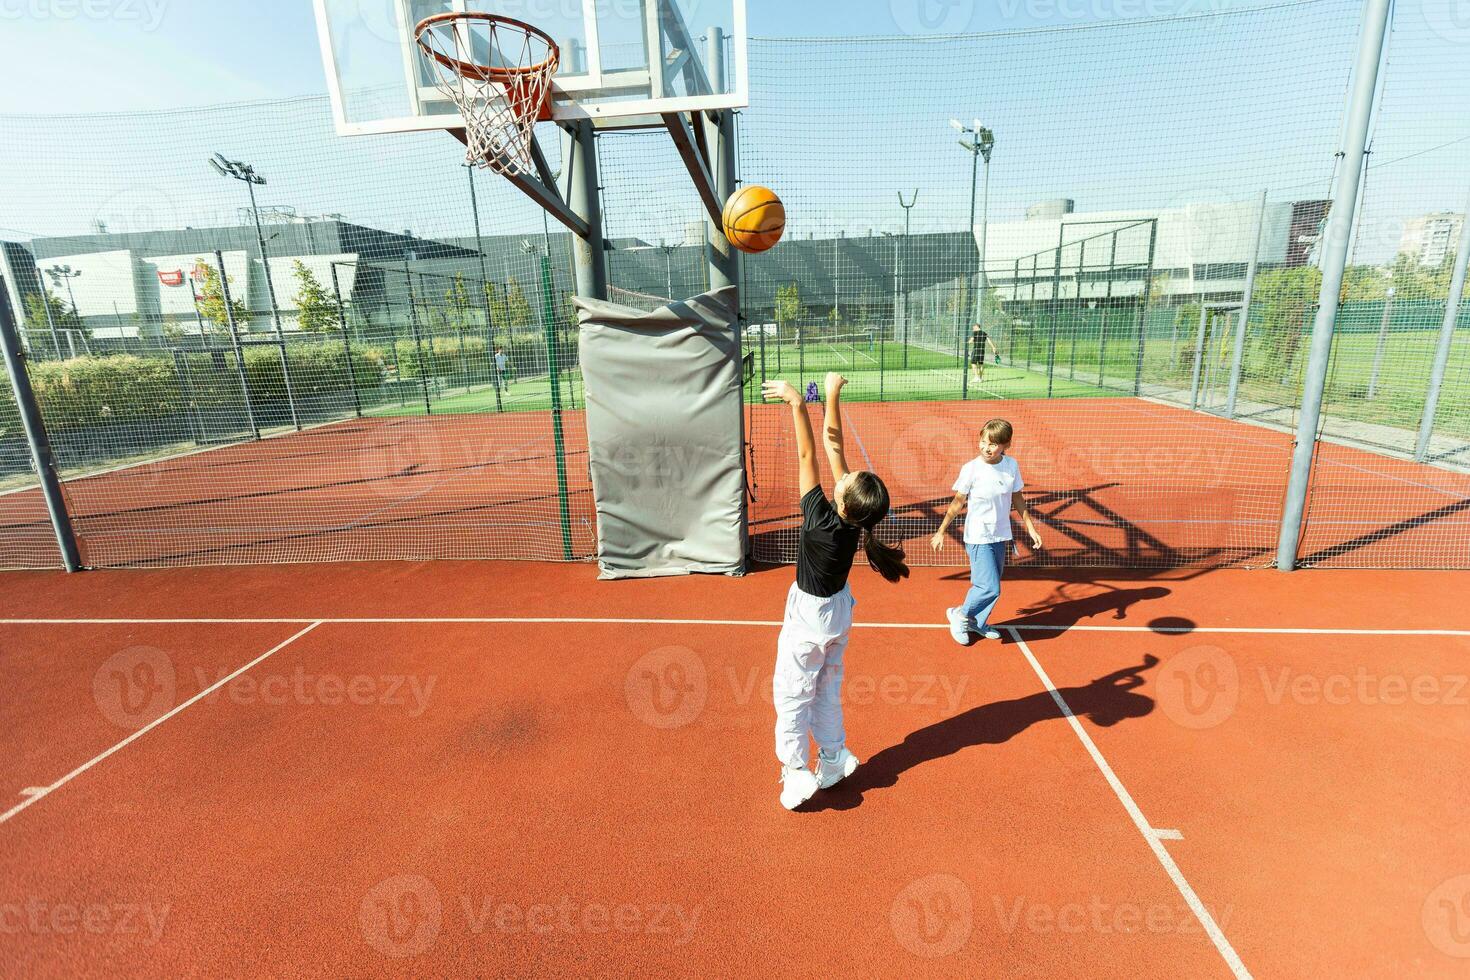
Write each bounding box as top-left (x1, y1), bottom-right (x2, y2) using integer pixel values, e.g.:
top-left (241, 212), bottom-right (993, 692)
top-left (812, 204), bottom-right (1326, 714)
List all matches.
top-left (1002, 585), bottom-right (1173, 638)
top-left (807, 655), bottom-right (1159, 812)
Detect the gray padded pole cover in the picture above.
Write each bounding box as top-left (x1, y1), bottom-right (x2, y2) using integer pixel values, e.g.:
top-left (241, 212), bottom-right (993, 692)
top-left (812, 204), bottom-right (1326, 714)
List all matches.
top-left (575, 286), bottom-right (746, 579)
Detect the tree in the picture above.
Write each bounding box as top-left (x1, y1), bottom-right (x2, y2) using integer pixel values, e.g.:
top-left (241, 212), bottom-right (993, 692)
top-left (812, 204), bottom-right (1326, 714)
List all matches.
top-left (292, 260), bottom-right (341, 333)
top-left (444, 273), bottom-right (475, 335)
top-left (484, 281), bottom-right (509, 330)
top-left (1250, 265), bottom-right (1321, 383)
top-left (774, 281), bottom-right (804, 339)
top-left (22, 291), bottom-right (83, 355)
top-left (504, 277), bottom-right (535, 328)
top-left (194, 259), bottom-right (249, 335)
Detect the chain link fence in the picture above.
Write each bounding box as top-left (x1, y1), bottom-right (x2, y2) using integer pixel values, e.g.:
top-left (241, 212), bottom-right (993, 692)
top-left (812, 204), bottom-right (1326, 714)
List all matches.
top-left (2, 0), bottom-right (1467, 570)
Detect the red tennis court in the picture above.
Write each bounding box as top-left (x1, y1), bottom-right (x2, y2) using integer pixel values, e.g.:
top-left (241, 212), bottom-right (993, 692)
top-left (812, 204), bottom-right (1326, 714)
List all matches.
top-left (1, 560), bottom-right (1465, 975)
top-left (2, 398), bottom-right (1465, 570)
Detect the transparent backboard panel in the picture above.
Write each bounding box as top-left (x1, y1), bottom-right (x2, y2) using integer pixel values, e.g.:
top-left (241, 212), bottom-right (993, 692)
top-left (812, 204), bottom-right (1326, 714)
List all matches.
top-left (314, 0), bottom-right (746, 134)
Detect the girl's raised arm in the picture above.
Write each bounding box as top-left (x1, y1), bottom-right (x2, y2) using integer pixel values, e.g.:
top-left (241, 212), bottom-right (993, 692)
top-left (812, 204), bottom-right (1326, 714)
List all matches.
top-left (762, 379), bottom-right (820, 497)
top-left (821, 372), bottom-right (850, 481)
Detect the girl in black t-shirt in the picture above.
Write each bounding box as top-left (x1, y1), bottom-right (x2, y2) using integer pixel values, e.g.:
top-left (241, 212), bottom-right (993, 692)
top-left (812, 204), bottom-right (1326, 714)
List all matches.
top-left (759, 372), bottom-right (910, 810)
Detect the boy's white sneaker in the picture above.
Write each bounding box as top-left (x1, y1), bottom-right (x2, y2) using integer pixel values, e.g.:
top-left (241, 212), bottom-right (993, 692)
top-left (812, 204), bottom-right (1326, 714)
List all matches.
top-left (946, 607), bottom-right (972, 645)
top-left (816, 747), bottom-right (860, 789)
top-left (779, 766), bottom-right (820, 810)
top-left (979, 626), bottom-right (1002, 640)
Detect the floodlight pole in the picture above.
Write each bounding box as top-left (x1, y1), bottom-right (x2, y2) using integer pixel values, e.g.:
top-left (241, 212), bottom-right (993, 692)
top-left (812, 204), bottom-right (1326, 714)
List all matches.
top-left (37, 269), bottom-right (64, 358)
top-left (215, 250), bottom-right (260, 441)
top-left (212, 155), bottom-right (301, 430)
top-left (955, 121), bottom-right (993, 400)
top-left (0, 277), bottom-right (81, 571)
top-left (898, 190), bottom-right (917, 368)
top-left (1415, 186), bottom-right (1470, 462)
top-left (33, 271), bottom-right (61, 357)
top-left (660, 242), bottom-right (676, 299)
top-left (1276, 0), bottom-right (1390, 570)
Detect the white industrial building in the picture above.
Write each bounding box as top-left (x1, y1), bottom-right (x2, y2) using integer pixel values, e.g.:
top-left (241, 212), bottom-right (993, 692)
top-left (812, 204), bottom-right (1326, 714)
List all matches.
top-left (975, 197), bottom-right (1329, 304)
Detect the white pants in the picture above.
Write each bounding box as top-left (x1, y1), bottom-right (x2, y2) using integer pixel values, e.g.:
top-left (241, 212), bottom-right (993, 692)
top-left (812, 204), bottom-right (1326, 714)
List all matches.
top-left (773, 582), bottom-right (855, 769)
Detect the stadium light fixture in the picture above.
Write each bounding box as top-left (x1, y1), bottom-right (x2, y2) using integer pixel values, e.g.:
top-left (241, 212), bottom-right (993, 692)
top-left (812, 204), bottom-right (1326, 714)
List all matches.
top-left (207, 152), bottom-right (296, 428)
top-left (949, 118), bottom-right (964, 132)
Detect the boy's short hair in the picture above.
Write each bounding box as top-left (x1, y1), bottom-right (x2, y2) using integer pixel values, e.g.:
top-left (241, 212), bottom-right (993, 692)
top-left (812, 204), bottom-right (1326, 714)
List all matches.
top-left (982, 418), bottom-right (1013, 444)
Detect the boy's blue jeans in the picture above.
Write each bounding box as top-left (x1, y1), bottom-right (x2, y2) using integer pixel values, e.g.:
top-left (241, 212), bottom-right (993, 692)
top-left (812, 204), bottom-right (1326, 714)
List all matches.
top-left (960, 541), bottom-right (1009, 627)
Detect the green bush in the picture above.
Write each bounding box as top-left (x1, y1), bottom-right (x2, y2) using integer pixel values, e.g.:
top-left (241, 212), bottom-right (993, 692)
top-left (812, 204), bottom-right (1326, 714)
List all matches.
top-left (243, 342), bottom-right (387, 397)
top-left (389, 335), bottom-right (490, 379)
top-left (30, 354), bottom-right (183, 429)
top-left (18, 343), bottom-right (387, 432)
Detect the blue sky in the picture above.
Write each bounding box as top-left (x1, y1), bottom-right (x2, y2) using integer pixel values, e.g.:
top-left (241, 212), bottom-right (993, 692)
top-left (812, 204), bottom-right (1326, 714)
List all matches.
top-left (1, 0), bottom-right (1467, 268)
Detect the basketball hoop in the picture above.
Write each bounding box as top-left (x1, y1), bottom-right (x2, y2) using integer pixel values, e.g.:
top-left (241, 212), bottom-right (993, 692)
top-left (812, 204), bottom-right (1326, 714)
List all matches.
top-left (414, 12), bottom-right (559, 178)
top-left (157, 269), bottom-right (185, 287)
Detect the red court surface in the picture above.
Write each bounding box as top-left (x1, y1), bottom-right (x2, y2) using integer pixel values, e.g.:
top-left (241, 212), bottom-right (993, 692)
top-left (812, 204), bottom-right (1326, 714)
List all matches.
top-left (2, 560), bottom-right (1467, 976)
top-left (3, 397), bottom-right (1466, 571)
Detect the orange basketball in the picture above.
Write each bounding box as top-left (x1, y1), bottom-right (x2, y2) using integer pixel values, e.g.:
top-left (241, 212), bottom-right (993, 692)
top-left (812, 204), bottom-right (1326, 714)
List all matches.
top-left (721, 185), bottom-right (785, 254)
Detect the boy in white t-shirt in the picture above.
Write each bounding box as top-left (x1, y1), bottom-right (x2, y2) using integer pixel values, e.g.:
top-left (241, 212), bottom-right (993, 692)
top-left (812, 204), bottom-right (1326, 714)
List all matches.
top-left (930, 418), bottom-right (1043, 644)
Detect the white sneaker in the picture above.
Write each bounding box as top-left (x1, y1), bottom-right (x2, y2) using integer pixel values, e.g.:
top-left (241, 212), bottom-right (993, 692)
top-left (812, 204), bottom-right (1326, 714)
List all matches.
top-left (946, 607), bottom-right (972, 646)
top-left (816, 747), bottom-right (860, 789)
top-left (979, 626), bottom-right (1002, 640)
top-left (779, 766), bottom-right (820, 810)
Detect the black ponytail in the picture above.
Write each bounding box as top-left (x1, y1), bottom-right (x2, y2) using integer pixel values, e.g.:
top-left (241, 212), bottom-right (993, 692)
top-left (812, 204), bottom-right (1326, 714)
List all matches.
top-left (862, 527), bottom-right (910, 583)
top-left (842, 471), bottom-right (911, 583)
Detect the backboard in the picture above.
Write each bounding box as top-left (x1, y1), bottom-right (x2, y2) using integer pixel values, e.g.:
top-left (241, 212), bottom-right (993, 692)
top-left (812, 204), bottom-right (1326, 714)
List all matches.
top-left (313, 0), bottom-right (747, 135)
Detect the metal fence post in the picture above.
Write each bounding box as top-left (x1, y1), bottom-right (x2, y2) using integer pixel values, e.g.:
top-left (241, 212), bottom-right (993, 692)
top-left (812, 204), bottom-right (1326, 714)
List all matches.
top-left (1046, 233), bottom-right (1063, 397)
top-left (330, 263), bottom-right (363, 418)
top-left (1276, 0), bottom-right (1391, 570)
top-left (540, 251), bottom-right (574, 561)
top-left (1366, 288), bottom-right (1395, 401)
top-left (1414, 188), bottom-right (1470, 462)
top-left (403, 264), bottom-right (433, 415)
top-left (0, 276), bottom-right (82, 571)
top-left (1226, 189), bottom-right (1266, 418)
top-left (1133, 219), bottom-right (1158, 396)
top-left (215, 251), bottom-right (260, 441)
top-left (1189, 303), bottom-right (1209, 410)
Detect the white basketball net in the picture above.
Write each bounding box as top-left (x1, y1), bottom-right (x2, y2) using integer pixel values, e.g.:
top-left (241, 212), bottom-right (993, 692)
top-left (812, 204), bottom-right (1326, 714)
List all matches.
top-left (415, 15), bottom-right (559, 178)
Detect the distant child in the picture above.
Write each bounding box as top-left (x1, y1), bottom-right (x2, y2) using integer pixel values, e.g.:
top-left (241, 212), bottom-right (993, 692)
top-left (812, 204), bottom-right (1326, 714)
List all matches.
top-left (762, 371), bottom-right (910, 810)
top-left (969, 323), bottom-right (999, 385)
top-left (494, 345), bottom-right (509, 391)
top-left (930, 418), bottom-right (1043, 644)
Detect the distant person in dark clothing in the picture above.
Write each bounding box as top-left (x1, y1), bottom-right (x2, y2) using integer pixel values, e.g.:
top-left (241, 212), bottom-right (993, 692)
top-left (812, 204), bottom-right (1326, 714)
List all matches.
top-left (970, 323), bottom-right (999, 385)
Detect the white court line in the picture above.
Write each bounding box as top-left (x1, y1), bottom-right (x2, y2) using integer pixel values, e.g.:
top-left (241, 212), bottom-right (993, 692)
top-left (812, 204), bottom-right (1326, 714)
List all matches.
top-left (0, 622), bottom-right (322, 827)
top-left (1008, 628), bottom-right (1251, 979)
top-left (0, 617), bottom-right (1466, 635)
